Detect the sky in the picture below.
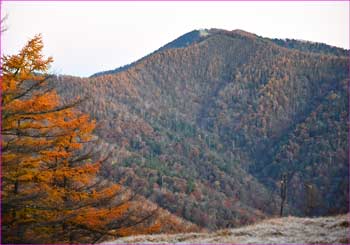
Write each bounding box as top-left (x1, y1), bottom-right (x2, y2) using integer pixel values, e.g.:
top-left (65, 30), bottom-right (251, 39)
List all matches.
top-left (1, 1), bottom-right (349, 77)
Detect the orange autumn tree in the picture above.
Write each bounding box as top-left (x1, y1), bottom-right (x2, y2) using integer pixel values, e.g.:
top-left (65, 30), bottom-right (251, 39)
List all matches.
top-left (1, 35), bottom-right (159, 244)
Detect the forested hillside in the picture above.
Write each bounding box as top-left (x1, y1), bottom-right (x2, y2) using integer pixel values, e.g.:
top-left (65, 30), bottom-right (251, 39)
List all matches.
top-left (1, 35), bottom-right (202, 244)
top-left (51, 29), bottom-right (349, 230)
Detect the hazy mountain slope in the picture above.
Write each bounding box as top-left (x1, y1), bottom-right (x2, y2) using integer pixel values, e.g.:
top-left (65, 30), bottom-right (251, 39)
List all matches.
top-left (51, 29), bottom-right (349, 229)
top-left (104, 213), bottom-right (350, 244)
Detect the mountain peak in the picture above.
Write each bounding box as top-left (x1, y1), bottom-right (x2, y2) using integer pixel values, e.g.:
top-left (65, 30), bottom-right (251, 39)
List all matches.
top-left (158, 29), bottom-right (208, 51)
top-left (198, 28), bottom-right (210, 37)
top-left (90, 28), bottom-right (348, 77)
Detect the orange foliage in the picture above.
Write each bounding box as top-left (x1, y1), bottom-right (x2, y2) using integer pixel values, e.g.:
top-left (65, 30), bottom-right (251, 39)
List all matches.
top-left (1, 35), bottom-right (159, 243)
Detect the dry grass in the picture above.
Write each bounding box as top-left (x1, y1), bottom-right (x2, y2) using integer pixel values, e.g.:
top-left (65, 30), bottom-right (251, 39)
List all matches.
top-left (102, 213), bottom-right (350, 244)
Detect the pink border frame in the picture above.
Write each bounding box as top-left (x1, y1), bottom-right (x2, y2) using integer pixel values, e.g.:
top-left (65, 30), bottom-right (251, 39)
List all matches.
top-left (0, 1), bottom-right (349, 245)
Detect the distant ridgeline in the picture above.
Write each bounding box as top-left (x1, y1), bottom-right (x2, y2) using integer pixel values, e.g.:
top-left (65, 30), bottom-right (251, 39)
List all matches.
top-left (91, 29), bottom-right (349, 78)
top-left (53, 28), bottom-right (349, 230)
top-left (269, 38), bottom-right (349, 57)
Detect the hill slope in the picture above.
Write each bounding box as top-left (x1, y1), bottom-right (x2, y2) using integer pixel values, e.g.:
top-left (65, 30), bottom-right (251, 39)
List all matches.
top-left (51, 28), bottom-right (349, 230)
top-left (104, 214), bottom-right (350, 244)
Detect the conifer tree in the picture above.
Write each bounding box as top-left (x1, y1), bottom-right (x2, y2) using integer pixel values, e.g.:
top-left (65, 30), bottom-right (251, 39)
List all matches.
top-left (1, 35), bottom-right (159, 244)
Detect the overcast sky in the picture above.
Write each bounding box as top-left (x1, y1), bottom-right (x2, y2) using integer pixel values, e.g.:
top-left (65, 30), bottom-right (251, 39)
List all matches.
top-left (1, 1), bottom-right (349, 77)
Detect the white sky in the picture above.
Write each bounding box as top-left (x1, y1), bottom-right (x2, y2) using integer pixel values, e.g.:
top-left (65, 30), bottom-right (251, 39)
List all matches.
top-left (1, 1), bottom-right (349, 77)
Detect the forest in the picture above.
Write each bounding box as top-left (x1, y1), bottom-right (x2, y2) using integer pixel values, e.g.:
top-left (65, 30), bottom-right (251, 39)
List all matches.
top-left (1, 29), bottom-right (349, 243)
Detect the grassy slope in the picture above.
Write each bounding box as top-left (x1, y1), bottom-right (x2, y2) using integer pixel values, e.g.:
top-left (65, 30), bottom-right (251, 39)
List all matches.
top-left (103, 213), bottom-right (350, 244)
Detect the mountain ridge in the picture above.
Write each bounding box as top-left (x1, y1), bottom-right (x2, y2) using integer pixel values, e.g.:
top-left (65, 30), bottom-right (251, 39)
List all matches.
top-left (52, 28), bottom-right (349, 230)
top-left (90, 28), bottom-right (349, 78)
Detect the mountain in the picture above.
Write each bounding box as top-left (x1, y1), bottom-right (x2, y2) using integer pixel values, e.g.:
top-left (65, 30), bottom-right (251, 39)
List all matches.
top-left (104, 213), bottom-right (350, 244)
top-left (51, 29), bottom-right (349, 230)
top-left (90, 29), bottom-right (208, 78)
top-left (90, 29), bottom-right (349, 78)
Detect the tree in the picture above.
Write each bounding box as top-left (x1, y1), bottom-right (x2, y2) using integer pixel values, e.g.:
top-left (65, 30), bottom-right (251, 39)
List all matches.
top-left (304, 182), bottom-right (319, 217)
top-left (1, 35), bottom-right (159, 244)
top-left (279, 173), bottom-right (287, 217)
